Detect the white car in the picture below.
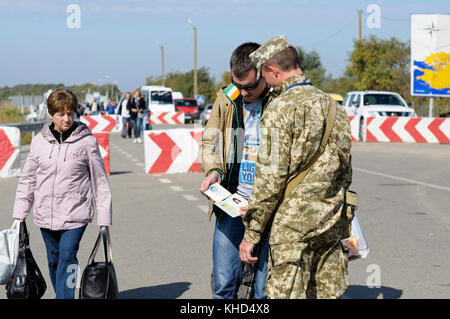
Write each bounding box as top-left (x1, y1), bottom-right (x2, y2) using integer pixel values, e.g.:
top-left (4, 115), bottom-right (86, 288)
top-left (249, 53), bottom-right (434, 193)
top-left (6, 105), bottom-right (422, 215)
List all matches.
top-left (200, 104), bottom-right (213, 126)
top-left (343, 91), bottom-right (416, 118)
top-left (342, 91), bottom-right (417, 140)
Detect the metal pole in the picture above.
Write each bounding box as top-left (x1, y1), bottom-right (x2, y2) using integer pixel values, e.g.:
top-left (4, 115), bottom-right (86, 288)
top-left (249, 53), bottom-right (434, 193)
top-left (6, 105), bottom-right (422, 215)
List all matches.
top-left (161, 45), bottom-right (165, 87)
top-left (429, 97), bottom-right (434, 118)
top-left (358, 10), bottom-right (363, 41)
top-left (193, 26), bottom-right (198, 99)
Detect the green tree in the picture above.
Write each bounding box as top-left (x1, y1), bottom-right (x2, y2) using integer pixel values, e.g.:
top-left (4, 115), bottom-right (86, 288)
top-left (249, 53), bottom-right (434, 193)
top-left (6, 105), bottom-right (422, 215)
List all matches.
top-left (345, 35), bottom-right (410, 94)
top-left (296, 47), bottom-right (328, 90)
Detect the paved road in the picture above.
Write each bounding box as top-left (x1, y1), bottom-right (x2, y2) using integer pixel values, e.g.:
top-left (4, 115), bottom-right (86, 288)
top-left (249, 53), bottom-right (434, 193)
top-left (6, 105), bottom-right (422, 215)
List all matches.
top-left (0, 126), bottom-right (449, 299)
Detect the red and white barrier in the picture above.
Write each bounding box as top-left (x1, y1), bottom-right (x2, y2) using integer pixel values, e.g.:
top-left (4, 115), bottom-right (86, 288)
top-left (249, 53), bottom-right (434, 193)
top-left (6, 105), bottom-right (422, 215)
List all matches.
top-left (348, 116), bottom-right (360, 141)
top-left (365, 117), bottom-right (450, 143)
top-left (149, 112), bottom-right (184, 125)
top-left (144, 128), bottom-right (202, 174)
top-left (0, 126), bottom-right (21, 178)
top-left (80, 115), bottom-right (122, 133)
top-left (93, 133), bottom-right (110, 175)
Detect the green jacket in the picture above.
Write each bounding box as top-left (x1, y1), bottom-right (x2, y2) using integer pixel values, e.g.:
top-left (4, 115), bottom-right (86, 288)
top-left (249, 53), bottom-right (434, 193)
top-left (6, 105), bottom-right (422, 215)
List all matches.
top-left (243, 74), bottom-right (353, 245)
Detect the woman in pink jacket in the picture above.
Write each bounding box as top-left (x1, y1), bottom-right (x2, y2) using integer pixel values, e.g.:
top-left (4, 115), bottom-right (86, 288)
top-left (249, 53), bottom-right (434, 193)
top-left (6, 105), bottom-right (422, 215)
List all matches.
top-left (13, 88), bottom-right (112, 299)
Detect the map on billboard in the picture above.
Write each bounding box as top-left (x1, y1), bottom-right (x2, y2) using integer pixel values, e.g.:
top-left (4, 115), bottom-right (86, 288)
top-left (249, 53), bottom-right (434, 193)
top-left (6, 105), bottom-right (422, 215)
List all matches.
top-left (411, 14), bottom-right (450, 97)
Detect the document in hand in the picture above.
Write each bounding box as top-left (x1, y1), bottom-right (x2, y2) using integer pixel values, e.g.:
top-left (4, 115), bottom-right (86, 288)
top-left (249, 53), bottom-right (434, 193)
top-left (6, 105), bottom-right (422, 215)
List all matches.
top-left (203, 183), bottom-right (248, 218)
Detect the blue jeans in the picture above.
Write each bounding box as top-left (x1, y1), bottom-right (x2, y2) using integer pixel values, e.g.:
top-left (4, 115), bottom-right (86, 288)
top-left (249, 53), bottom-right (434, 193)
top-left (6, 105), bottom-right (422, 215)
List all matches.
top-left (135, 117), bottom-right (143, 138)
top-left (122, 117), bottom-right (131, 137)
top-left (212, 213), bottom-right (268, 299)
top-left (40, 225), bottom-right (87, 299)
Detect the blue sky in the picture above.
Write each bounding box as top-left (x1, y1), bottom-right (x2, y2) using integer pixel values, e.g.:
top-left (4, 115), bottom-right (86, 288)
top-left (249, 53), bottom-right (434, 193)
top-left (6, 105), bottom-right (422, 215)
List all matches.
top-left (0, 0), bottom-right (448, 92)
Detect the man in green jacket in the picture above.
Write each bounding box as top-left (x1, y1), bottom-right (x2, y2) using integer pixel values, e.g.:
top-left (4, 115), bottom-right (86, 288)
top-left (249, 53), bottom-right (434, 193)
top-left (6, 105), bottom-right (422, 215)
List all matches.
top-left (199, 42), bottom-right (269, 299)
top-left (239, 35), bottom-right (353, 299)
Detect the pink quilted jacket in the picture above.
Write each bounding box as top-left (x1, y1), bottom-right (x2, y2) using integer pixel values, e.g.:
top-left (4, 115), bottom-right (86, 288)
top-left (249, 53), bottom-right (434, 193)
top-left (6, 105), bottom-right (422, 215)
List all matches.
top-left (13, 122), bottom-right (112, 230)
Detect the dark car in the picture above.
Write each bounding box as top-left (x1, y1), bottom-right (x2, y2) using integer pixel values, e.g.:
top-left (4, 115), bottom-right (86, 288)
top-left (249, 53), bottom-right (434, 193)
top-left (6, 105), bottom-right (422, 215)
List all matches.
top-left (174, 98), bottom-right (200, 123)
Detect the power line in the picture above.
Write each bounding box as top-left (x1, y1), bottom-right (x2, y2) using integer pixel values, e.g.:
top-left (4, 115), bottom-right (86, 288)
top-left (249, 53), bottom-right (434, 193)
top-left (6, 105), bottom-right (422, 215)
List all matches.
top-left (304, 15), bottom-right (357, 48)
top-left (382, 16), bottom-right (409, 23)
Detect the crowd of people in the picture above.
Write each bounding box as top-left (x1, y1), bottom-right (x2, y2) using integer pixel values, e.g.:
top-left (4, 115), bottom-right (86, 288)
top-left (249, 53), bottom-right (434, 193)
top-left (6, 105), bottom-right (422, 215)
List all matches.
top-left (76, 90), bottom-right (150, 144)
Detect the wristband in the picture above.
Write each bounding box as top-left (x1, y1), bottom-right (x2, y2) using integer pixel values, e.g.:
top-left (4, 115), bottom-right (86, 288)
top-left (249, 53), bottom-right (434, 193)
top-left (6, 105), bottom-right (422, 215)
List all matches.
top-left (209, 169), bottom-right (225, 181)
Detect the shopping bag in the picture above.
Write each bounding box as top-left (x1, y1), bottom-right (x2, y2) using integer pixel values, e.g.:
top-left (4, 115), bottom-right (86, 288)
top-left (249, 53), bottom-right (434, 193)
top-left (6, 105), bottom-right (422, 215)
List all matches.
top-left (5, 221), bottom-right (47, 299)
top-left (341, 213), bottom-right (370, 261)
top-left (79, 227), bottom-right (118, 299)
top-left (0, 220), bottom-right (20, 284)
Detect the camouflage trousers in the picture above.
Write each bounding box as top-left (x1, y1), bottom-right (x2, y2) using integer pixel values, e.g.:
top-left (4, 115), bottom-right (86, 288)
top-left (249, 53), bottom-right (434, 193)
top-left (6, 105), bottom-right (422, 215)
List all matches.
top-left (266, 240), bottom-right (349, 299)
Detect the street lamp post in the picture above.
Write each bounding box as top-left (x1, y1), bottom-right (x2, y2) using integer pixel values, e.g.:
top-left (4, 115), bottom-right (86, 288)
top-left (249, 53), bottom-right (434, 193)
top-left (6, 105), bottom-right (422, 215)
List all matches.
top-left (187, 18), bottom-right (198, 99)
top-left (157, 41), bottom-right (165, 87)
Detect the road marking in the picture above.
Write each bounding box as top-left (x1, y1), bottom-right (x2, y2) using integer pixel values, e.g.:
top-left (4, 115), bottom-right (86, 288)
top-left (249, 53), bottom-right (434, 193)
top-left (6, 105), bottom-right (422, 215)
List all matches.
top-left (197, 205), bottom-right (209, 213)
top-left (170, 185), bottom-right (184, 192)
top-left (354, 167), bottom-right (450, 192)
top-left (135, 162), bottom-right (144, 167)
top-left (130, 158), bottom-right (139, 162)
top-left (182, 194), bottom-right (198, 201)
top-left (158, 178), bottom-right (172, 184)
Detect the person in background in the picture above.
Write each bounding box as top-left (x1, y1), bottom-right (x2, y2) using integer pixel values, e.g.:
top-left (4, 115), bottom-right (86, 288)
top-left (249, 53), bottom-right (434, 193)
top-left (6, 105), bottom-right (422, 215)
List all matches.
top-left (99, 100), bottom-right (105, 114)
top-left (91, 98), bottom-right (98, 115)
top-left (12, 88), bottom-right (113, 299)
top-left (141, 93), bottom-right (150, 134)
top-left (118, 92), bottom-right (132, 139)
top-left (128, 89), bottom-right (145, 143)
top-left (106, 99), bottom-right (117, 114)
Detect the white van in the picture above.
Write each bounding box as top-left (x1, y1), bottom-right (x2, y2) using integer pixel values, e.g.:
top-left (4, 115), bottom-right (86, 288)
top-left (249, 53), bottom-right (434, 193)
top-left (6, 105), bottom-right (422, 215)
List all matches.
top-left (140, 85), bottom-right (175, 113)
top-left (172, 91), bottom-right (183, 100)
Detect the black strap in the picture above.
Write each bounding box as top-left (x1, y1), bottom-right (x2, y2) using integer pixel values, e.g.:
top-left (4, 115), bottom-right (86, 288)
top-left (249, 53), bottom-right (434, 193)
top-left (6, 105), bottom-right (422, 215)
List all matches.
top-left (88, 227), bottom-right (112, 264)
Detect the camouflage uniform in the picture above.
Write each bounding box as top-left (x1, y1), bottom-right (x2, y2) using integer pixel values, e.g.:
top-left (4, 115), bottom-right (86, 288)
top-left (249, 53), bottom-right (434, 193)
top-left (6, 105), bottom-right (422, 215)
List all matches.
top-left (242, 35), bottom-right (353, 299)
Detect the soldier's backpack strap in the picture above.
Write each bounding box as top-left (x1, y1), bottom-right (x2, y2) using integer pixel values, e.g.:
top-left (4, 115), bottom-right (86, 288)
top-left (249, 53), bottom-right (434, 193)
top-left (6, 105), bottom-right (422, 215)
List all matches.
top-left (281, 97), bottom-right (337, 202)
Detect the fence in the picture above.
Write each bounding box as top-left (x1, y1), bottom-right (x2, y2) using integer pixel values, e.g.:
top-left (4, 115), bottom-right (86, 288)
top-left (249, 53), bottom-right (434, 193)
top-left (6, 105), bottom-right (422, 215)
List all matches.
top-left (414, 104), bottom-right (450, 118)
top-left (10, 95), bottom-right (44, 112)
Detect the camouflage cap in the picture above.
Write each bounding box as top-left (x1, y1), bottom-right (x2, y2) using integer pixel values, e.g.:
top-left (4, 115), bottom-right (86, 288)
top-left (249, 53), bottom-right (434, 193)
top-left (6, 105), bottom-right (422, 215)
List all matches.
top-left (249, 35), bottom-right (292, 79)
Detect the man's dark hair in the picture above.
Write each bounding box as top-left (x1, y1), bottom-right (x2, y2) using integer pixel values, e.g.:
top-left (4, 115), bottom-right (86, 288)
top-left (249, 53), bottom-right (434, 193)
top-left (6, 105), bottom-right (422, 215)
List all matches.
top-left (264, 46), bottom-right (300, 72)
top-left (230, 42), bottom-right (260, 79)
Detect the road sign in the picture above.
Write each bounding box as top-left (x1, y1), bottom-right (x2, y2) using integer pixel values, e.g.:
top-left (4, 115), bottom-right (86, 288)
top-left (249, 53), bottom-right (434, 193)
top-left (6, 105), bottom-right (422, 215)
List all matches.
top-left (196, 95), bottom-right (205, 105)
top-left (411, 14), bottom-right (450, 97)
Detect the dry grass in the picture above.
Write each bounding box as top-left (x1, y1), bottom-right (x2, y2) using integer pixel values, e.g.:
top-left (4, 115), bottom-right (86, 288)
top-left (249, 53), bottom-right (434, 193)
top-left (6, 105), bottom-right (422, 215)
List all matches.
top-left (0, 105), bottom-right (33, 145)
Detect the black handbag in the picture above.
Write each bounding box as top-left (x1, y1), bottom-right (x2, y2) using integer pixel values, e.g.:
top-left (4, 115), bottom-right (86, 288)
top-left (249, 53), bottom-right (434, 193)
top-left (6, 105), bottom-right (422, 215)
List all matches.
top-left (5, 221), bottom-right (47, 299)
top-left (79, 226), bottom-right (118, 299)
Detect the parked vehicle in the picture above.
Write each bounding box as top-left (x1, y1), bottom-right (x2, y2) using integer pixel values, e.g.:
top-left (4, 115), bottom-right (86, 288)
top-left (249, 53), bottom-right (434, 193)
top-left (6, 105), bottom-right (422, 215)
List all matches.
top-left (172, 91), bottom-right (183, 100)
top-left (140, 85), bottom-right (175, 113)
top-left (174, 98), bottom-right (199, 123)
top-left (342, 90), bottom-right (417, 140)
top-left (200, 104), bottom-right (213, 126)
top-left (343, 91), bottom-right (416, 118)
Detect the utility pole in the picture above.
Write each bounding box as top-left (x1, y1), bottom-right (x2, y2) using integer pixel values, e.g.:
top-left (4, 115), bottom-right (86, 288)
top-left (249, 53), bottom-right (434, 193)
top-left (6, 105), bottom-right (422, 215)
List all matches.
top-left (160, 44), bottom-right (165, 87)
top-left (188, 18), bottom-right (198, 99)
top-left (358, 10), bottom-right (363, 41)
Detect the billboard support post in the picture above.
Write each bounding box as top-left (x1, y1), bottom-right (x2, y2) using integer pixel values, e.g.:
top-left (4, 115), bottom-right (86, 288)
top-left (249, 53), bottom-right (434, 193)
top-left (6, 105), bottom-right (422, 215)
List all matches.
top-left (429, 97), bottom-right (434, 118)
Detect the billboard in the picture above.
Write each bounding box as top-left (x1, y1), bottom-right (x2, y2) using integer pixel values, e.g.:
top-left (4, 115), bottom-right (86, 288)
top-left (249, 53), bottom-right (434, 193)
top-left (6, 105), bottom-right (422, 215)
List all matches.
top-left (411, 14), bottom-right (450, 97)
